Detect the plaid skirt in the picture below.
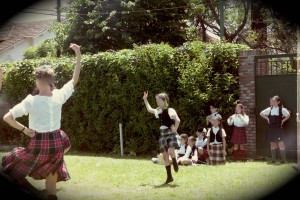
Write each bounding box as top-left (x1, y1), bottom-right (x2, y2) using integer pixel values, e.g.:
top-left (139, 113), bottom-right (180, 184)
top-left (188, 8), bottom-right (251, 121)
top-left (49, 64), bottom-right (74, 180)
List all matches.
top-left (1, 130), bottom-right (71, 183)
top-left (209, 144), bottom-right (226, 165)
top-left (159, 128), bottom-right (180, 153)
top-left (231, 126), bottom-right (247, 144)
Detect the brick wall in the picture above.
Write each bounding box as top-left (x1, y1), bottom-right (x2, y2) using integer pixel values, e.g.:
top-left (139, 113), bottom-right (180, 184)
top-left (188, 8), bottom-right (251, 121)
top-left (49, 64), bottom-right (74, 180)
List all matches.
top-left (238, 50), bottom-right (267, 158)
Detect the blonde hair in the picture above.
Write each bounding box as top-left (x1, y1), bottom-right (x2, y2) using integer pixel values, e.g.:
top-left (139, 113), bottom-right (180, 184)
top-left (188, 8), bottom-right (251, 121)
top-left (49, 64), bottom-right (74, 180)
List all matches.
top-left (156, 92), bottom-right (169, 108)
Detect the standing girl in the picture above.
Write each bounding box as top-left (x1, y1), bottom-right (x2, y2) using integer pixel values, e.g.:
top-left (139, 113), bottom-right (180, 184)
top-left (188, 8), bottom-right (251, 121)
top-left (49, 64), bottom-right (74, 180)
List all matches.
top-left (227, 103), bottom-right (249, 161)
top-left (143, 91), bottom-right (180, 184)
top-left (206, 103), bottom-right (222, 127)
top-left (260, 95), bottom-right (290, 164)
top-left (206, 116), bottom-right (227, 165)
top-left (1, 43), bottom-right (81, 200)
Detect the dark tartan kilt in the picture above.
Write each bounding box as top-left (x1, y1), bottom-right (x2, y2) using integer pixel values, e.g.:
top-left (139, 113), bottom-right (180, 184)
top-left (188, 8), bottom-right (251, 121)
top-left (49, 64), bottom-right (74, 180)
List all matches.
top-left (231, 126), bottom-right (247, 144)
top-left (1, 130), bottom-right (71, 183)
top-left (266, 126), bottom-right (285, 142)
top-left (209, 144), bottom-right (226, 165)
top-left (159, 129), bottom-right (180, 153)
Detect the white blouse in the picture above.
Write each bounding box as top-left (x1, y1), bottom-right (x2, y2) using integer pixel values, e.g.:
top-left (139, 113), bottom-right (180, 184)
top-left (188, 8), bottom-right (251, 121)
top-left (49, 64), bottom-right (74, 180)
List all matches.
top-left (196, 137), bottom-right (207, 148)
top-left (154, 108), bottom-right (177, 129)
top-left (206, 127), bottom-right (226, 145)
top-left (260, 106), bottom-right (290, 117)
top-left (227, 114), bottom-right (249, 127)
top-left (9, 81), bottom-right (74, 133)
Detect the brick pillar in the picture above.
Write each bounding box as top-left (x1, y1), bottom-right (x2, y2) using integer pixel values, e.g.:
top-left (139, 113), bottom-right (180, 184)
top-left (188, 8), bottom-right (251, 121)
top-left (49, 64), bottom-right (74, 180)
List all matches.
top-left (238, 50), bottom-right (267, 158)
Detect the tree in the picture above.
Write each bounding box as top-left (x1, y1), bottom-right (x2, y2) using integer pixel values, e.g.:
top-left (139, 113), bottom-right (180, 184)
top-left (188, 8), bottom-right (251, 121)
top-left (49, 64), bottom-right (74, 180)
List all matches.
top-left (187, 0), bottom-right (296, 54)
top-left (52, 0), bottom-right (189, 54)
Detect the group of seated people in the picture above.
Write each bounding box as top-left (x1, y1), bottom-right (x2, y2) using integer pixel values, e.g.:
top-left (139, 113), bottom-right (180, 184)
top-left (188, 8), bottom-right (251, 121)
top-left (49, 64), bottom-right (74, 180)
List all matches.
top-left (152, 127), bottom-right (209, 166)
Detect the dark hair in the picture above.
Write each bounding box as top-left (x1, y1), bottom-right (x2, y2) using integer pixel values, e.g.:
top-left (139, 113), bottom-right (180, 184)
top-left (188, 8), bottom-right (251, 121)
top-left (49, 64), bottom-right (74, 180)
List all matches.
top-left (210, 102), bottom-right (218, 109)
top-left (197, 127), bottom-right (207, 133)
top-left (272, 95), bottom-right (282, 107)
top-left (35, 65), bottom-right (56, 91)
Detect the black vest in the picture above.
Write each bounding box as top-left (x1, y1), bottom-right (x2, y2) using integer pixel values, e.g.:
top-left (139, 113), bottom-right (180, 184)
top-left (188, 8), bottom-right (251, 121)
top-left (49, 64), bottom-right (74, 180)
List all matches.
top-left (159, 108), bottom-right (175, 128)
top-left (188, 145), bottom-right (197, 159)
top-left (209, 128), bottom-right (222, 143)
top-left (178, 144), bottom-right (188, 157)
top-left (268, 107), bottom-right (283, 128)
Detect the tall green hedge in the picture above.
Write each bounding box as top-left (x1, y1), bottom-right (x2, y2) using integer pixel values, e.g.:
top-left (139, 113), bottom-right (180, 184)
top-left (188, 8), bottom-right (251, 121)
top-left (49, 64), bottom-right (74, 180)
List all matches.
top-left (0, 41), bottom-right (249, 155)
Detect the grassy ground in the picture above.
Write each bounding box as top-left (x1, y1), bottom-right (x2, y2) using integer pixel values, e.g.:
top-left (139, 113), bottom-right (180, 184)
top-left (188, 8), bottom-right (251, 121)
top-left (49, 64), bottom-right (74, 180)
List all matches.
top-left (0, 151), bottom-right (298, 200)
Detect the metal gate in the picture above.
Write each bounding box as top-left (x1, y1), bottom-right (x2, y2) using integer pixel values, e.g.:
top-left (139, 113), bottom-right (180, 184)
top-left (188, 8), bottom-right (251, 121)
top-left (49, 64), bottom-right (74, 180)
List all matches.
top-left (255, 54), bottom-right (297, 160)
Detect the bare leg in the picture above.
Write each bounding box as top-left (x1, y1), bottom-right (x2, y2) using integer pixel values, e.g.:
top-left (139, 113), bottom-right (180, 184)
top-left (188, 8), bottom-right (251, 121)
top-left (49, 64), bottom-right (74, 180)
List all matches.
top-left (46, 171), bottom-right (58, 196)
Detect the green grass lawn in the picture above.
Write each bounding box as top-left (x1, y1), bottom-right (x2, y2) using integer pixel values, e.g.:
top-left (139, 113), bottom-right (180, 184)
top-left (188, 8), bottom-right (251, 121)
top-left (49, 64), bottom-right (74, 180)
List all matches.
top-left (0, 151), bottom-right (298, 200)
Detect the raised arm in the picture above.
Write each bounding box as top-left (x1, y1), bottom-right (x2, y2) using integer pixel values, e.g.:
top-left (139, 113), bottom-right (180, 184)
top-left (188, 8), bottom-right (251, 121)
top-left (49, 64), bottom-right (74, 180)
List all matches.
top-left (69, 43), bottom-right (81, 86)
top-left (143, 91), bottom-right (156, 114)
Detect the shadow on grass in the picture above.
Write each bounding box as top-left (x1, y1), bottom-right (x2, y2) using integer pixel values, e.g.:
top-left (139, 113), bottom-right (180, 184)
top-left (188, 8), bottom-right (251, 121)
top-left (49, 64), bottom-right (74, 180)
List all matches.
top-left (153, 183), bottom-right (180, 189)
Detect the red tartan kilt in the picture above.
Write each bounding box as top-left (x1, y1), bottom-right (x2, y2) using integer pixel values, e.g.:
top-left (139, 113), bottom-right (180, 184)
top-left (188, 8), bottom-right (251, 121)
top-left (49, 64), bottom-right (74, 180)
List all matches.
top-left (198, 148), bottom-right (209, 161)
top-left (231, 126), bottom-right (247, 144)
top-left (1, 130), bottom-right (71, 182)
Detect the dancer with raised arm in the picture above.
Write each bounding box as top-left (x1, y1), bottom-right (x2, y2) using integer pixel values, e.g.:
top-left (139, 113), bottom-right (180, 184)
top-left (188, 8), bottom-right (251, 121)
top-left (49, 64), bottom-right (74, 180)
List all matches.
top-left (143, 91), bottom-right (180, 184)
top-left (1, 43), bottom-right (81, 200)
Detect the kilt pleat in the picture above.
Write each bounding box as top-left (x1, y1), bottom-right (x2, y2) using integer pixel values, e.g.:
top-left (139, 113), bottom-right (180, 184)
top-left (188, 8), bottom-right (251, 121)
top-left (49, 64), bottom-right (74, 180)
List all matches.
top-left (209, 144), bottom-right (226, 165)
top-left (231, 126), bottom-right (247, 144)
top-left (159, 129), bottom-right (180, 153)
top-left (1, 130), bottom-right (71, 182)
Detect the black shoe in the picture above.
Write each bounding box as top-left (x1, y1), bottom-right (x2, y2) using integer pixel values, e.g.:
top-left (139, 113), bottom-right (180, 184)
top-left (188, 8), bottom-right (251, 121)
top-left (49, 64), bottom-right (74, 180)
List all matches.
top-left (281, 160), bottom-right (287, 164)
top-left (164, 177), bottom-right (173, 184)
top-left (267, 161), bottom-right (276, 165)
top-left (173, 163), bottom-right (179, 173)
top-left (47, 195), bottom-right (58, 200)
top-left (22, 180), bottom-right (46, 199)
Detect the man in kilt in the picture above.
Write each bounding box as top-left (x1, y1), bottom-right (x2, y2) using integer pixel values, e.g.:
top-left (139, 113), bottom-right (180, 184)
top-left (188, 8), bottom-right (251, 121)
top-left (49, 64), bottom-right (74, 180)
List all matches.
top-left (143, 91), bottom-right (180, 184)
top-left (206, 116), bottom-right (227, 165)
top-left (1, 43), bottom-right (81, 200)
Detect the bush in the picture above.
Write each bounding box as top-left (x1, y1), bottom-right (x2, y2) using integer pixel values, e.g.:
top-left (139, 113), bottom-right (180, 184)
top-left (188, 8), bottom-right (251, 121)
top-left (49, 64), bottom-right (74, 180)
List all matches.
top-left (0, 41), bottom-right (249, 155)
top-left (23, 40), bottom-right (56, 59)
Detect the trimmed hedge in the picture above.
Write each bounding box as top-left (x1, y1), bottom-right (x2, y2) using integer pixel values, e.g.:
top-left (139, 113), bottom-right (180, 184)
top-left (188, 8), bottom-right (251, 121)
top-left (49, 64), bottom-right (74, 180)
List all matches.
top-left (0, 41), bottom-right (249, 155)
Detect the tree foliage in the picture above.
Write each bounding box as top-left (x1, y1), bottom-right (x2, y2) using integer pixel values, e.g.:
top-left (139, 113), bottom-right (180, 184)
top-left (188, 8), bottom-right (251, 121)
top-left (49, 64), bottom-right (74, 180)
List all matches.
top-left (52, 0), bottom-right (189, 55)
top-left (0, 41), bottom-right (248, 155)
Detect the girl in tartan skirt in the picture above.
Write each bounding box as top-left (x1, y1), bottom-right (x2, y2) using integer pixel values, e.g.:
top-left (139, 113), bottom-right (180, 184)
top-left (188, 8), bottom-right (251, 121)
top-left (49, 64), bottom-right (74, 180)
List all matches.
top-left (1, 43), bottom-right (81, 200)
top-left (206, 116), bottom-right (227, 165)
top-left (143, 91), bottom-right (180, 184)
top-left (227, 103), bottom-right (249, 161)
top-left (260, 95), bottom-right (290, 164)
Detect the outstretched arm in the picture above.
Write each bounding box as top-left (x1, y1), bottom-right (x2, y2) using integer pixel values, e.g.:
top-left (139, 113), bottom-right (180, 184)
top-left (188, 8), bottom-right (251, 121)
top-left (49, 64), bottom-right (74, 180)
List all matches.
top-left (69, 43), bottom-right (81, 86)
top-left (143, 91), bottom-right (156, 114)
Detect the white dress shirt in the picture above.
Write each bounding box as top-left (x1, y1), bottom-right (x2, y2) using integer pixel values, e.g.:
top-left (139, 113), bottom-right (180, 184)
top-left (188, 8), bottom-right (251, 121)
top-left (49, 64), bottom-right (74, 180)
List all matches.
top-left (9, 81), bottom-right (74, 132)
